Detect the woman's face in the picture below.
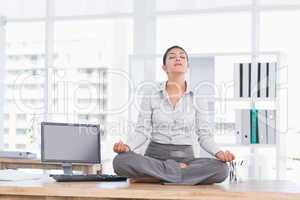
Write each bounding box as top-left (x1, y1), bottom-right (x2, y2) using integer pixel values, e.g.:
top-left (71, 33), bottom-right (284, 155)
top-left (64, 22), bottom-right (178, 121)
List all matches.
top-left (163, 48), bottom-right (188, 74)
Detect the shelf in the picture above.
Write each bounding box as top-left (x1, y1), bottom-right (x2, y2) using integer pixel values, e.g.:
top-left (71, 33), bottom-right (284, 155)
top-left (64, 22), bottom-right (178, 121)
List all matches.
top-left (218, 143), bottom-right (276, 148)
top-left (213, 97), bottom-right (276, 102)
top-left (213, 99), bottom-right (277, 110)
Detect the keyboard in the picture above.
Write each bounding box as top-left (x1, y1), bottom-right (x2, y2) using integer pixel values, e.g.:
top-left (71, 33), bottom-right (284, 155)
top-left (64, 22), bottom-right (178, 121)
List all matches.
top-left (50, 174), bottom-right (127, 182)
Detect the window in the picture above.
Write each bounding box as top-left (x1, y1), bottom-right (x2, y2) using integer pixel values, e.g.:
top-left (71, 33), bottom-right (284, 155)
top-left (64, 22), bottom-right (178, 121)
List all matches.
top-left (54, 0), bottom-right (133, 17)
top-left (0, 0), bottom-right (46, 19)
top-left (156, 13), bottom-right (251, 54)
top-left (51, 19), bottom-right (133, 135)
top-left (260, 0), bottom-right (300, 6)
top-left (155, 0), bottom-right (252, 12)
top-left (4, 22), bottom-right (45, 151)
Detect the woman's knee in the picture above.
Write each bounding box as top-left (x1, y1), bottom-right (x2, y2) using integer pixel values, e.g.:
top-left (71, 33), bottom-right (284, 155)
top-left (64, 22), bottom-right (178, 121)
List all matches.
top-left (214, 161), bottom-right (229, 183)
top-left (112, 152), bottom-right (133, 173)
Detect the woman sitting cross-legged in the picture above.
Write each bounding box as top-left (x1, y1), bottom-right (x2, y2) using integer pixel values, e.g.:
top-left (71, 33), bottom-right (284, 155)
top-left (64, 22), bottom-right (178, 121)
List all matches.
top-left (112, 45), bottom-right (235, 185)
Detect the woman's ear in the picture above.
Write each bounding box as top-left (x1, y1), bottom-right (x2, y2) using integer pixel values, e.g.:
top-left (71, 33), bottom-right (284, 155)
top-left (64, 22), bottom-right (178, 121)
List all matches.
top-left (162, 65), bottom-right (167, 72)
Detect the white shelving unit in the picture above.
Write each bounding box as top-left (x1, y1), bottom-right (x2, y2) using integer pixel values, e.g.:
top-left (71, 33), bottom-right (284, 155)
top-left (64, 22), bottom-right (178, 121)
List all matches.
top-left (213, 52), bottom-right (287, 180)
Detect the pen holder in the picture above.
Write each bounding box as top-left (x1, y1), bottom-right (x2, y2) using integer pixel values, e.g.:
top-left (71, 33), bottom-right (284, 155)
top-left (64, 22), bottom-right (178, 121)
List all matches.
top-left (228, 160), bottom-right (247, 183)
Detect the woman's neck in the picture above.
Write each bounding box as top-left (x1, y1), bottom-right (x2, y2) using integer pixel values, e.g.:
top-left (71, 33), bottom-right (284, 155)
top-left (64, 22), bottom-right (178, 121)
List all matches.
top-left (166, 74), bottom-right (186, 93)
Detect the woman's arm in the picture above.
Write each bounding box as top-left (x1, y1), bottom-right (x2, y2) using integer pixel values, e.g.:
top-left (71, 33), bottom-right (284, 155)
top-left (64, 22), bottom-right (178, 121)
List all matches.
top-left (126, 94), bottom-right (153, 153)
top-left (194, 102), bottom-right (235, 161)
top-left (194, 100), bottom-right (221, 156)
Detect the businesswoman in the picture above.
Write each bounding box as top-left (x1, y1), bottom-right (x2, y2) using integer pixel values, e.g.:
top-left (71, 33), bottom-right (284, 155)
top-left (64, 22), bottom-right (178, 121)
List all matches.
top-left (112, 46), bottom-right (235, 185)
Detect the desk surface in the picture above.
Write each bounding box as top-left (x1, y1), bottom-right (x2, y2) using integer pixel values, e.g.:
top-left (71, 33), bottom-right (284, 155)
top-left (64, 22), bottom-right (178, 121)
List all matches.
top-left (0, 177), bottom-right (299, 200)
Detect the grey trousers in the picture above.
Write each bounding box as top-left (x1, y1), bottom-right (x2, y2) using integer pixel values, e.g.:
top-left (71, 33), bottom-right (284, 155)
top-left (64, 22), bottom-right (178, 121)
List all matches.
top-left (113, 141), bottom-right (229, 185)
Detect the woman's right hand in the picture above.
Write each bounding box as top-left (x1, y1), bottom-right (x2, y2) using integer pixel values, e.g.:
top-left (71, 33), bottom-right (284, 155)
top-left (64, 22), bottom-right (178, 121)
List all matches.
top-left (113, 140), bottom-right (129, 154)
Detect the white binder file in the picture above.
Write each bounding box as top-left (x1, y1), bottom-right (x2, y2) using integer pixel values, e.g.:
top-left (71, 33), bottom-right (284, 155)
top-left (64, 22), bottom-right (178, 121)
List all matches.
top-left (251, 62), bottom-right (258, 98)
top-left (260, 63), bottom-right (268, 98)
top-left (257, 110), bottom-right (268, 144)
top-left (235, 110), bottom-right (243, 144)
top-left (234, 63), bottom-right (241, 98)
top-left (267, 110), bottom-right (276, 144)
top-left (242, 63), bottom-right (250, 98)
top-left (242, 110), bottom-right (251, 144)
top-left (268, 62), bottom-right (277, 98)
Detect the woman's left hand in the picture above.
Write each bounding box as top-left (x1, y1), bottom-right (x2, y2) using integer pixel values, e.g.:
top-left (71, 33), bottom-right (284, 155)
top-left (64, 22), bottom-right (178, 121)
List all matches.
top-left (215, 150), bottom-right (235, 162)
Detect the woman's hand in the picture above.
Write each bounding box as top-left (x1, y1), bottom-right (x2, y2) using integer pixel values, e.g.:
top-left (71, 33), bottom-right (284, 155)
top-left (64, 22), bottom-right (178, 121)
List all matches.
top-left (215, 150), bottom-right (235, 162)
top-left (113, 140), bottom-right (129, 154)
top-left (179, 163), bottom-right (188, 169)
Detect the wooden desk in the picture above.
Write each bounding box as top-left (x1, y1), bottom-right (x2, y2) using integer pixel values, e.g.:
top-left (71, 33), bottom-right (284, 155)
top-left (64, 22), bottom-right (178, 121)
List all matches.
top-left (0, 158), bottom-right (101, 174)
top-left (0, 178), bottom-right (299, 200)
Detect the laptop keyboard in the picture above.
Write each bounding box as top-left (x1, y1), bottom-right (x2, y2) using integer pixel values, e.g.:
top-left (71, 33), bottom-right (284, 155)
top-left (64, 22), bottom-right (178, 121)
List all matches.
top-left (50, 174), bottom-right (127, 182)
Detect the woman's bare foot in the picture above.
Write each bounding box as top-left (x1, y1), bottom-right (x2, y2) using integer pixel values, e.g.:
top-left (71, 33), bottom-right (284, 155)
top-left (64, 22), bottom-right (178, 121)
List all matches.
top-left (179, 163), bottom-right (188, 169)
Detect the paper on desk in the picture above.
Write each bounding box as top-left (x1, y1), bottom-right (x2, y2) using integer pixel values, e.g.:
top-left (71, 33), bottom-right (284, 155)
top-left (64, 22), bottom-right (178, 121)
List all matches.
top-left (0, 169), bottom-right (44, 181)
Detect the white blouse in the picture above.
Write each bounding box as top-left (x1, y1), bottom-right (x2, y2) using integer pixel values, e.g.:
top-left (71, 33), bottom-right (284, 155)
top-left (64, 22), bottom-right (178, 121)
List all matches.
top-left (127, 81), bottom-right (220, 156)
